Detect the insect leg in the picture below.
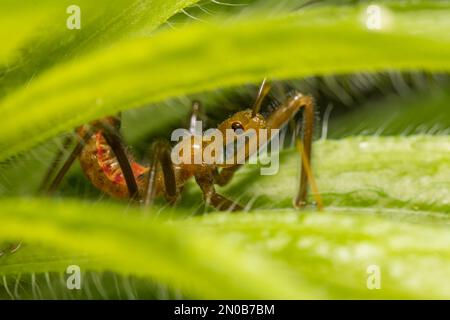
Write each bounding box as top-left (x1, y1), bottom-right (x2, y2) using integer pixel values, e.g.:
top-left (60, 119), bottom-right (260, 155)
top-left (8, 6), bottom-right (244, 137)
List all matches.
top-left (47, 130), bottom-right (93, 194)
top-left (213, 165), bottom-right (241, 186)
top-left (188, 100), bottom-right (209, 133)
top-left (297, 140), bottom-right (323, 210)
top-left (266, 93), bottom-right (322, 209)
top-left (9, 242), bottom-right (22, 253)
top-left (39, 134), bottom-right (74, 192)
top-left (143, 140), bottom-right (177, 206)
top-left (0, 242), bottom-right (22, 257)
top-left (292, 95), bottom-right (323, 209)
top-left (189, 100), bottom-right (201, 133)
top-left (195, 166), bottom-right (243, 212)
top-left (99, 121), bottom-right (139, 200)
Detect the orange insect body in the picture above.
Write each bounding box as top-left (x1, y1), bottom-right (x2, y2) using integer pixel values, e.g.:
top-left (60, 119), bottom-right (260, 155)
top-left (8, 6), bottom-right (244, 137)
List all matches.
top-left (59, 82), bottom-right (318, 211)
top-left (78, 130), bottom-right (143, 198)
top-left (77, 125), bottom-right (195, 200)
top-left (77, 106), bottom-right (286, 200)
top-left (95, 132), bottom-right (147, 185)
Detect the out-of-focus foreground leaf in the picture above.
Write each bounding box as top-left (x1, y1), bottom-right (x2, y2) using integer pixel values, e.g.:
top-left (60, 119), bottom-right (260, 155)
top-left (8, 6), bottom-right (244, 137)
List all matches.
top-left (0, 2), bottom-right (449, 161)
top-left (1, 136), bottom-right (449, 299)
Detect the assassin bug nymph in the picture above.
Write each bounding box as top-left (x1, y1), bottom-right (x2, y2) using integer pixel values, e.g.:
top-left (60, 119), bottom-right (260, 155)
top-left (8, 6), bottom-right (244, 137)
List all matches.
top-left (39, 79), bottom-right (321, 212)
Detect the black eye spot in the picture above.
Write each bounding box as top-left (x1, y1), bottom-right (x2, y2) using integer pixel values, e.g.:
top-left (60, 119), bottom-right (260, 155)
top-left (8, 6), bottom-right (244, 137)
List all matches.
top-left (231, 122), bottom-right (244, 133)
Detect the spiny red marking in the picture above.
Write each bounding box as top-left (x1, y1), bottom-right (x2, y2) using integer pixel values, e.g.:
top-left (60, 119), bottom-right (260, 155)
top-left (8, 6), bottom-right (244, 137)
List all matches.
top-left (95, 131), bottom-right (148, 185)
top-left (96, 132), bottom-right (124, 184)
top-left (132, 162), bottom-right (148, 177)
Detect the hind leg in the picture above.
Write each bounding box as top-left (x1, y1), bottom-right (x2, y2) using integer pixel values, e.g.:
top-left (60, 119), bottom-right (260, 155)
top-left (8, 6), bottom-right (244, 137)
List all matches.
top-left (265, 93), bottom-right (323, 209)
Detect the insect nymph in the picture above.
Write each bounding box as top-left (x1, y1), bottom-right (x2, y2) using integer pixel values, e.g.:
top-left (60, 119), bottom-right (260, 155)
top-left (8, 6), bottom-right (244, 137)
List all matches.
top-left (41, 79), bottom-right (319, 211)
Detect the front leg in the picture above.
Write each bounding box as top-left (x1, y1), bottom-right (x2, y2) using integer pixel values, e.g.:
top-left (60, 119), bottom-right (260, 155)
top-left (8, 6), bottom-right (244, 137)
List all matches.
top-left (213, 164), bottom-right (242, 186)
top-left (195, 165), bottom-right (243, 212)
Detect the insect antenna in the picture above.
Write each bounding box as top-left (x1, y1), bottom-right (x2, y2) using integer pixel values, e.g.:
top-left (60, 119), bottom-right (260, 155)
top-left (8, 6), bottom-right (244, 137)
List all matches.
top-left (252, 78), bottom-right (271, 117)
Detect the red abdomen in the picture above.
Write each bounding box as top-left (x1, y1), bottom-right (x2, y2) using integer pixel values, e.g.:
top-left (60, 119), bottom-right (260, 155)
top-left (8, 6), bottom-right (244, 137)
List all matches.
top-left (78, 131), bottom-right (148, 198)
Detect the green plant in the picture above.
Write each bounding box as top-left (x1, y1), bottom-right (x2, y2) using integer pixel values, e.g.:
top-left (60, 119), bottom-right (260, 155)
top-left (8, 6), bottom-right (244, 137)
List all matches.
top-left (0, 0), bottom-right (449, 299)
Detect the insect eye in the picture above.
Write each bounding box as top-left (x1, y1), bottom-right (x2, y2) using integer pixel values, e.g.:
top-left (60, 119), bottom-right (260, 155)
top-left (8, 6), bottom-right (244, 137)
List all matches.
top-left (231, 122), bottom-right (244, 133)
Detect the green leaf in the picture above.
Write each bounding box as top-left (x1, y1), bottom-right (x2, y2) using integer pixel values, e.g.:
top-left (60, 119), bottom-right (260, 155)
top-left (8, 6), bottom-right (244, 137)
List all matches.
top-left (0, 0), bottom-right (199, 89)
top-left (0, 1), bottom-right (449, 300)
top-left (192, 209), bottom-right (450, 299)
top-left (1, 2), bottom-right (450, 161)
top-left (1, 136), bottom-right (449, 299)
top-left (328, 86), bottom-right (450, 137)
top-left (216, 136), bottom-right (450, 213)
top-left (0, 198), bottom-right (321, 299)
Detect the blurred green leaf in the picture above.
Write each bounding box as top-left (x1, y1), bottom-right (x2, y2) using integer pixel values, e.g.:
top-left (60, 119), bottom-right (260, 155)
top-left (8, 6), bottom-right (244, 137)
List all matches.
top-left (1, 136), bottom-right (449, 299)
top-left (329, 86), bottom-right (450, 137)
top-left (0, 198), bottom-right (320, 299)
top-left (0, 0), bottom-right (199, 94)
top-left (0, 0), bottom-right (449, 301)
top-left (214, 136), bottom-right (450, 213)
top-left (1, 2), bottom-right (450, 161)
